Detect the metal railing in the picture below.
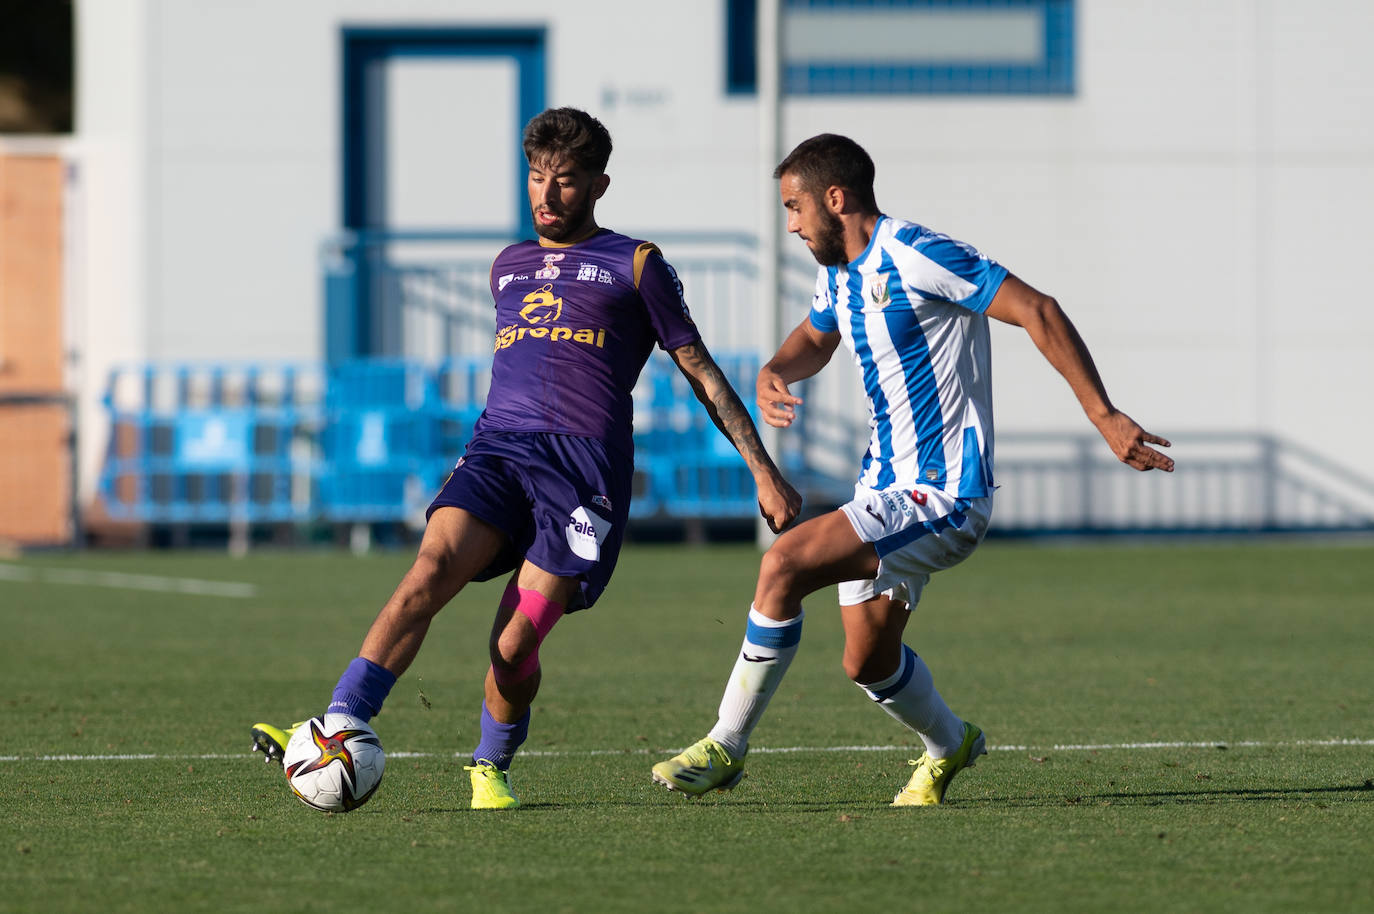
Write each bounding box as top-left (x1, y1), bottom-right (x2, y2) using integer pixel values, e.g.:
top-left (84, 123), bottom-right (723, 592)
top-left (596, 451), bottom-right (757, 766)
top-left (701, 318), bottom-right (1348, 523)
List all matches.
top-left (320, 229), bottom-right (816, 360)
top-left (988, 430), bottom-right (1374, 535)
top-left (97, 359), bottom-right (1374, 537)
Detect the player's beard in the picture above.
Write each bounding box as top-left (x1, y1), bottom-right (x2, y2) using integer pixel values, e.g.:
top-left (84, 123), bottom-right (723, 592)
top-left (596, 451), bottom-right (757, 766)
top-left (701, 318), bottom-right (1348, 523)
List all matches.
top-left (533, 186), bottom-right (596, 243)
top-left (807, 205), bottom-right (848, 266)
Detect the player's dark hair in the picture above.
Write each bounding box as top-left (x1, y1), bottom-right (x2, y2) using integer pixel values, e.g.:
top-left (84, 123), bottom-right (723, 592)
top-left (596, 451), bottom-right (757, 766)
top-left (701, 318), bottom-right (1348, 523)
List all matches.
top-left (774, 134), bottom-right (878, 212)
top-left (523, 107), bottom-right (613, 174)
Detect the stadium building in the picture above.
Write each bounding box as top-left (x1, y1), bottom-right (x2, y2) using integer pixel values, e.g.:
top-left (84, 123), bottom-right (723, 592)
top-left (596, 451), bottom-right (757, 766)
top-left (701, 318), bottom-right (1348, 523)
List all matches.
top-left (3, 0), bottom-right (1373, 546)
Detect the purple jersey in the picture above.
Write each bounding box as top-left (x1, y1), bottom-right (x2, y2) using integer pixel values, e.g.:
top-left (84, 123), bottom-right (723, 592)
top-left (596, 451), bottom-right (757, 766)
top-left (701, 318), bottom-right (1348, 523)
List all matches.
top-left (477, 229), bottom-right (701, 456)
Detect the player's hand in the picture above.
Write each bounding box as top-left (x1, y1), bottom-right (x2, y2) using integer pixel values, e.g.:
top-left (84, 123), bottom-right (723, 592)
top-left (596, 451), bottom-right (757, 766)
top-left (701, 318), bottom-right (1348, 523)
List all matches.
top-left (1097, 410), bottom-right (1174, 472)
top-left (758, 373), bottom-right (803, 429)
top-left (757, 473), bottom-right (803, 533)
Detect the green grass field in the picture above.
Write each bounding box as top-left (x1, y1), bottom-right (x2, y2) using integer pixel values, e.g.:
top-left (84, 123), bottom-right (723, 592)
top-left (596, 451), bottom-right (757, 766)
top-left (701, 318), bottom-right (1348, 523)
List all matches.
top-left (2, 540), bottom-right (1371, 912)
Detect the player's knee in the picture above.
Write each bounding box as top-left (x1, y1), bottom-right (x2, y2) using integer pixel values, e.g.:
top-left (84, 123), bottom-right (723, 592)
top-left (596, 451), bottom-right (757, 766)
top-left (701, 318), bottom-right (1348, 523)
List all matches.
top-left (843, 644), bottom-right (901, 685)
top-left (841, 649), bottom-right (867, 683)
top-left (384, 555), bottom-right (453, 623)
top-left (488, 588), bottom-right (564, 684)
top-left (842, 650), bottom-right (884, 684)
top-left (757, 544), bottom-right (805, 598)
top-left (403, 547), bottom-right (461, 604)
top-left (490, 623), bottom-right (538, 671)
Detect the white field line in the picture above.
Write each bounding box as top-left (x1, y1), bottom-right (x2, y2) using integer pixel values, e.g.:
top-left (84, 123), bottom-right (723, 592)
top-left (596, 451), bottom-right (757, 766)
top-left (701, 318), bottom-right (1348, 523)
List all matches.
top-left (0, 563), bottom-right (257, 599)
top-left (2, 738), bottom-right (1371, 763)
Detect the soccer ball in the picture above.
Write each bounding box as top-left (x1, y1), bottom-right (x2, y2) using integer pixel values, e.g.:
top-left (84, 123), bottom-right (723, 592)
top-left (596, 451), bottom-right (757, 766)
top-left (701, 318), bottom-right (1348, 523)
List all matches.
top-left (282, 714), bottom-right (385, 812)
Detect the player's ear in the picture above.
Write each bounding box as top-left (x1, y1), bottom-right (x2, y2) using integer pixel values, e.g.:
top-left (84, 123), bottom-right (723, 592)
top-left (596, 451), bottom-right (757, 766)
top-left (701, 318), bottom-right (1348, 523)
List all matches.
top-left (823, 184), bottom-right (846, 214)
top-left (592, 173), bottom-right (610, 200)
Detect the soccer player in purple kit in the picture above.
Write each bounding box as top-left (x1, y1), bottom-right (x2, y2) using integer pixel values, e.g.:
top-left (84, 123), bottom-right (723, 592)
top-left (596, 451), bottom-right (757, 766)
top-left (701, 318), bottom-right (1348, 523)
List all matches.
top-left (251, 108), bottom-right (801, 809)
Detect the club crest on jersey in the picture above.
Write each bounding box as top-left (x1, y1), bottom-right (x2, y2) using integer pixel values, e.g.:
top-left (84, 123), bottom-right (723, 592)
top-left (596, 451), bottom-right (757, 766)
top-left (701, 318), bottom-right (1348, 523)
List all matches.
top-left (519, 283), bottom-right (562, 324)
top-left (868, 277), bottom-right (891, 306)
top-left (535, 252), bottom-right (564, 280)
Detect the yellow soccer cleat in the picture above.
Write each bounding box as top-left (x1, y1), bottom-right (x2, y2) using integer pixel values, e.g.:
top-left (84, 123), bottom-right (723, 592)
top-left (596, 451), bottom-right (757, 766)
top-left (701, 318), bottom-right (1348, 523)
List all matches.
top-left (466, 759), bottom-right (521, 810)
top-left (892, 721), bottom-right (986, 806)
top-left (250, 721), bottom-right (302, 766)
top-left (651, 737), bottom-right (746, 796)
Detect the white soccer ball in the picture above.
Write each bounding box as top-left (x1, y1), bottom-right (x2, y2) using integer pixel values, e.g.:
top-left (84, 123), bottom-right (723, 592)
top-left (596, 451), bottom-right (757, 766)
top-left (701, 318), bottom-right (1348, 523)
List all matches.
top-left (282, 714), bottom-right (385, 812)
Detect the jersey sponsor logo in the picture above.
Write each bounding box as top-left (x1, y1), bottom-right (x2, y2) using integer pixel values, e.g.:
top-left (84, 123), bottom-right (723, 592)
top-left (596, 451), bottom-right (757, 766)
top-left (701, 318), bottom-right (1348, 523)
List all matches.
top-left (565, 505), bottom-right (612, 561)
top-left (592, 494), bottom-right (613, 511)
top-left (909, 489), bottom-right (928, 506)
top-left (519, 283), bottom-right (563, 324)
top-left (880, 489), bottom-right (915, 519)
top-left (495, 282), bottom-right (608, 352)
top-left (535, 252), bottom-right (564, 280)
top-left (574, 263), bottom-right (617, 285)
top-left (497, 272), bottom-right (516, 291)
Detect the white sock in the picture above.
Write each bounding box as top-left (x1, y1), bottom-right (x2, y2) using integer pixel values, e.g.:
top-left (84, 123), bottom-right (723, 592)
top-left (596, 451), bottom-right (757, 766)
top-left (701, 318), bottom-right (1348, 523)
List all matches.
top-left (857, 644), bottom-right (964, 759)
top-left (707, 605), bottom-right (803, 758)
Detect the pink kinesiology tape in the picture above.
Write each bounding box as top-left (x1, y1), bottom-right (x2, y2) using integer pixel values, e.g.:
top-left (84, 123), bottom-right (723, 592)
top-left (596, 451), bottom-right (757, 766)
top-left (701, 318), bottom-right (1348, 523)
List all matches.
top-left (513, 587), bottom-right (564, 641)
top-left (491, 586), bottom-right (566, 686)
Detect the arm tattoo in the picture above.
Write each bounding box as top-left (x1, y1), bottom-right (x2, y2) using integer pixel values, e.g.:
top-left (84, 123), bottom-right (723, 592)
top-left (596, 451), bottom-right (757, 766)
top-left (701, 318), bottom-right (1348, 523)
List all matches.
top-left (673, 342), bottom-right (772, 470)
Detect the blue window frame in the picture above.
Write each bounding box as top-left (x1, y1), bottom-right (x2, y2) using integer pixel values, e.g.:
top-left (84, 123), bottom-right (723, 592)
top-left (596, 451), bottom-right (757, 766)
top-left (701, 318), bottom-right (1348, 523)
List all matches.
top-left (726, 0), bottom-right (1074, 96)
top-left (340, 27), bottom-right (546, 235)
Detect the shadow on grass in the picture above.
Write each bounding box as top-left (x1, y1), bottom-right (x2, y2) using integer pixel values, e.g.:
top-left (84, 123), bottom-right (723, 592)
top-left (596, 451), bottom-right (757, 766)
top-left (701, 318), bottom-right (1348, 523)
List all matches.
top-left (393, 781), bottom-right (1374, 814)
top-left (966, 781), bottom-right (1374, 808)
top-left (404, 797), bottom-right (887, 814)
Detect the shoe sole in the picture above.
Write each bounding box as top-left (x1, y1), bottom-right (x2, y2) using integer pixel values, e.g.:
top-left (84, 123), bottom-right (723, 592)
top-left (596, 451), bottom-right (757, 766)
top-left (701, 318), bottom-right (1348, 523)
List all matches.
top-left (249, 727), bottom-right (286, 766)
top-left (651, 768), bottom-right (746, 796)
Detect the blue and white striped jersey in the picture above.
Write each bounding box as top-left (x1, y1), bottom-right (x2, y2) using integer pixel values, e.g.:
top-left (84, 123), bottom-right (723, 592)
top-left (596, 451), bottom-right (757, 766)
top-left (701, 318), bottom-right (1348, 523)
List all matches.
top-left (808, 215), bottom-right (1008, 497)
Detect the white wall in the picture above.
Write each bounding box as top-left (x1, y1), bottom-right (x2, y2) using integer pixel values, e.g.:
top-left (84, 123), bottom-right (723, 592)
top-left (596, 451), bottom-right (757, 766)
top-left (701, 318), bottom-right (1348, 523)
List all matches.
top-left (72, 0), bottom-right (1374, 501)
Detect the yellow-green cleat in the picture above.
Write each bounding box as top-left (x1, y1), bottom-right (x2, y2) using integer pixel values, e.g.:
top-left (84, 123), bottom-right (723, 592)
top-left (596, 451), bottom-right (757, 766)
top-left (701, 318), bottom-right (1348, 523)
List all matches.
top-left (892, 721), bottom-right (986, 806)
top-left (249, 721), bottom-right (302, 766)
top-left (651, 737), bottom-right (746, 796)
top-left (466, 759), bottom-right (520, 810)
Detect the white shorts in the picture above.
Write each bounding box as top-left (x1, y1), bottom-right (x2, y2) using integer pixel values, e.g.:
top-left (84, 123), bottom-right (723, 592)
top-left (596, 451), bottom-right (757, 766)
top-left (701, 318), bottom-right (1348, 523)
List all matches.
top-left (837, 484), bottom-right (992, 609)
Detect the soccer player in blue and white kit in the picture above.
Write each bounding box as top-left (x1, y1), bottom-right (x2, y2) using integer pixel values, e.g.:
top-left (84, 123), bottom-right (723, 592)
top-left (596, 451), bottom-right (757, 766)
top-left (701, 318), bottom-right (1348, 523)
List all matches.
top-left (653, 134), bottom-right (1174, 805)
top-left (252, 108), bottom-right (801, 809)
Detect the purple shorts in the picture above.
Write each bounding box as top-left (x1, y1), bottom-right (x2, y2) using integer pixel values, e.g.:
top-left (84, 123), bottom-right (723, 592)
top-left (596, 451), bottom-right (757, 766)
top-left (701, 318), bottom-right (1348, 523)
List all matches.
top-left (426, 431), bottom-right (631, 611)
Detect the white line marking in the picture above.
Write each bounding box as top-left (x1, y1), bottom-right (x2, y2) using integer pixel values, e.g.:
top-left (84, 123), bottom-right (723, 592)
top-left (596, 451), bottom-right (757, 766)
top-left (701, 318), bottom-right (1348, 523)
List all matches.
top-left (2, 738), bottom-right (1370, 763)
top-left (0, 563), bottom-right (257, 598)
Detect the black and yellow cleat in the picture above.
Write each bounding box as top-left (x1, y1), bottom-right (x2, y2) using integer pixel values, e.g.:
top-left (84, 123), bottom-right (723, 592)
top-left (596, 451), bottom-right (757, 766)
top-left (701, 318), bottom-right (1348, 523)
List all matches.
top-left (249, 721), bottom-right (300, 766)
top-left (651, 737), bottom-right (746, 796)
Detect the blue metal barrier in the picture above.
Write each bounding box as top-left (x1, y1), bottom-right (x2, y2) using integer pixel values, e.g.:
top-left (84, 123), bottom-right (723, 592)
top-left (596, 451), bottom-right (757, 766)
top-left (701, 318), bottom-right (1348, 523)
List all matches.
top-left (632, 352), bottom-right (765, 519)
top-left (97, 355), bottom-right (779, 527)
top-left (317, 360), bottom-right (449, 522)
top-left (99, 363), bottom-right (324, 523)
top-left (98, 360), bottom-right (1374, 535)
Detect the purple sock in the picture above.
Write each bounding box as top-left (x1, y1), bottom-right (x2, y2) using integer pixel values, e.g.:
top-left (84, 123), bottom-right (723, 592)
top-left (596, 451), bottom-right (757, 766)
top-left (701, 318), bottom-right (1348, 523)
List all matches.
top-left (327, 657), bottom-right (397, 722)
top-left (471, 702), bottom-right (530, 771)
